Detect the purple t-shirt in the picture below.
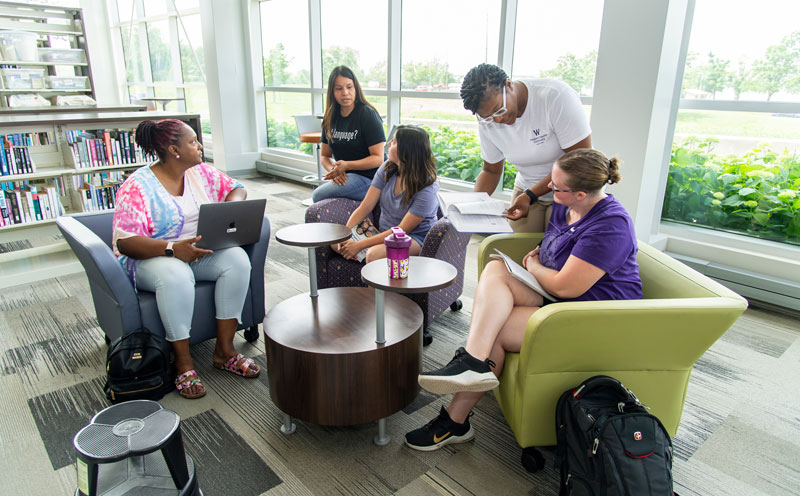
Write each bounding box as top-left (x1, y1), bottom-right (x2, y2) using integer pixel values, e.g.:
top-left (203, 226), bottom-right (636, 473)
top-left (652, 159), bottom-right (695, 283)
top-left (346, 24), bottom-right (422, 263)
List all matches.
top-left (539, 195), bottom-right (642, 301)
top-left (370, 162), bottom-right (439, 242)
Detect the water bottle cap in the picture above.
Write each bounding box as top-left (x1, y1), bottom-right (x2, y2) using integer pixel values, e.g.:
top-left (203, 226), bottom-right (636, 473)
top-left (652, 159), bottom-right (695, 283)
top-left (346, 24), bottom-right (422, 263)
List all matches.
top-left (385, 226), bottom-right (412, 248)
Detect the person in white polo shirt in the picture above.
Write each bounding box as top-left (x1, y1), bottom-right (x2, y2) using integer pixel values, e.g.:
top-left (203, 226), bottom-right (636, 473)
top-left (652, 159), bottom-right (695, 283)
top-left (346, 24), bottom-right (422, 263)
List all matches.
top-left (460, 63), bottom-right (592, 232)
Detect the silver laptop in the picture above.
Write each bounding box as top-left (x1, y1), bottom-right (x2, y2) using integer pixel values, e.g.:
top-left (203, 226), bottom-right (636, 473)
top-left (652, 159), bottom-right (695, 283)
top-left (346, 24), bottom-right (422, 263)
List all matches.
top-left (195, 199), bottom-right (266, 250)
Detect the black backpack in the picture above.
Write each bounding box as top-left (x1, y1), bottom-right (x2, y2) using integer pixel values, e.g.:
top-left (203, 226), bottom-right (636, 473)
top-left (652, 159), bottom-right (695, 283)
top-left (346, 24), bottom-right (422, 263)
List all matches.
top-left (556, 375), bottom-right (676, 496)
top-left (104, 330), bottom-right (173, 403)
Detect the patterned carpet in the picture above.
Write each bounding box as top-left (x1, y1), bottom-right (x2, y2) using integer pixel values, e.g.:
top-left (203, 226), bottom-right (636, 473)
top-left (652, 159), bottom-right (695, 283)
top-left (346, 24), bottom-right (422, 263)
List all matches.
top-left (0, 175), bottom-right (799, 495)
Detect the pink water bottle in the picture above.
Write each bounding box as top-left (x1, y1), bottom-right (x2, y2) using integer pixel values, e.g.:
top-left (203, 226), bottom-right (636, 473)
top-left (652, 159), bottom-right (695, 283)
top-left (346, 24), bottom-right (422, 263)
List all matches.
top-left (385, 227), bottom-right (411, 279)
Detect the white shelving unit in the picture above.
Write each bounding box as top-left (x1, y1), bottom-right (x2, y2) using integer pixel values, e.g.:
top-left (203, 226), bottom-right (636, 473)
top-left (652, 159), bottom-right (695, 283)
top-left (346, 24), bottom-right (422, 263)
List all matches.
top-left (0, 111), bottom-right (203, 288)
top-left (0, 1), bottom-right (94, 108)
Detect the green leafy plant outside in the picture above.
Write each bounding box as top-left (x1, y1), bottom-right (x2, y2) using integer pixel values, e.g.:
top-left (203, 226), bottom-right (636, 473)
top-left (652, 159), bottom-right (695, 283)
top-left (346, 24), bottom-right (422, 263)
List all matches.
top-left (663, 136), bottom-right (800, 245)
top-left (420, 125), bottom-right (517, 190)
top-left (266, 119), bottom-right (517, 190)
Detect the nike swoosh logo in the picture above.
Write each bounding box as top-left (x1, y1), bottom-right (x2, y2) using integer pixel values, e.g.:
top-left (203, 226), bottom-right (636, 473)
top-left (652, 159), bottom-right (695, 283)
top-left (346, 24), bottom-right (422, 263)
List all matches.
top-left (433, 432), bottom-right (450, 443)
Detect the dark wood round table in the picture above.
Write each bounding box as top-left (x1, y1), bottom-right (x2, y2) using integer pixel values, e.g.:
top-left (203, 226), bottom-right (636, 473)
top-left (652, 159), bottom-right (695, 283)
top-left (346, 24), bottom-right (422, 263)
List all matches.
top-left (275, 222), bottom-right (351, 296)
top-left (264, 287), bottom-right (423, 443)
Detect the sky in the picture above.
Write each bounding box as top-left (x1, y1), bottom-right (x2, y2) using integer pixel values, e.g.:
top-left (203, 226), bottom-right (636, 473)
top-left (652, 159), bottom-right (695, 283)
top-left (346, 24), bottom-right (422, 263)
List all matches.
top-left (260, 0), bottom-right (800, 83)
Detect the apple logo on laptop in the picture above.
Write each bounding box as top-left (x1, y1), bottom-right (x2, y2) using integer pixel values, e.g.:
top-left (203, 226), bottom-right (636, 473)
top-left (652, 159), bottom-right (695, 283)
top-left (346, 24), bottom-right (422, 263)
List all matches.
top-left (226, 221), bottom-right (237, 234)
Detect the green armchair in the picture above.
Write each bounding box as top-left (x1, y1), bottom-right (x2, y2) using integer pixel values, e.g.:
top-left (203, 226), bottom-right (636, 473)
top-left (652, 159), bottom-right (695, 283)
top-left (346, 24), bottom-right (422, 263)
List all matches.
top-left (479, 233), bottom-right (747, 457)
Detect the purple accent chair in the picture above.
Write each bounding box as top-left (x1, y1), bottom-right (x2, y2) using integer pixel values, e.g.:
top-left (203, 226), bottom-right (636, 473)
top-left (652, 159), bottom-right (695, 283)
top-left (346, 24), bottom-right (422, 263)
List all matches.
top-left (305, 198), bottom-right (471, 344)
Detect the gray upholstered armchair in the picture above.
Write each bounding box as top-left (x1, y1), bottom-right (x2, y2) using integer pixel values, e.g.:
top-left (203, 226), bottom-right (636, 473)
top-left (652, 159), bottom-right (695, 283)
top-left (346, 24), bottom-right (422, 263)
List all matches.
top-left (305, 197), bottom-right (471, 345)
top-left (57, 211), bottom-right (270, 345)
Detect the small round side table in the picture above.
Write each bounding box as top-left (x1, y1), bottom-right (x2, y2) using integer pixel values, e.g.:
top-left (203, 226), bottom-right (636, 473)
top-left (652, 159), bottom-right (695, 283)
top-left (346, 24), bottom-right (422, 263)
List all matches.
top-left (360, 256), bottom-right (457, 444)
top-left (275, 222), bottom-right (351, 298)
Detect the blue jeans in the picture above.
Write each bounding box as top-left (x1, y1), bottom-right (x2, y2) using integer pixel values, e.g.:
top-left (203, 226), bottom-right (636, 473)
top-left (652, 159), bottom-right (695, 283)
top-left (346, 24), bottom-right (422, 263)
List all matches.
top-left (311, 173), bottom-right (372, 202)
top-left (134, 247), bottom-right (251, 342)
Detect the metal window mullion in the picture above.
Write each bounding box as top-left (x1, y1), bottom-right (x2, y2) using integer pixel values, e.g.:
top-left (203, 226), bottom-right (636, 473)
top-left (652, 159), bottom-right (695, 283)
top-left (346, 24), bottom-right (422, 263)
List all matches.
top-left (309, 0), bottom-right (323, 115)
top-left (387, 0), bottom-right (401, 128)
top-left (137, 0), bottom-right (154, 91)
top-left (498, 0), bottom-right (517, 74)
top-left (110, 8), bottom-right (202, 29)
top-left (167, 12), bottom-right (185, 108)
top-left (678, 99), bottom-right (800, 113)
top-left (656, 0), bottom-right (696, 233)
top-left (107, 0), bottom-right (129, 104)
top-left (249, 0), bottom-right (268, 149)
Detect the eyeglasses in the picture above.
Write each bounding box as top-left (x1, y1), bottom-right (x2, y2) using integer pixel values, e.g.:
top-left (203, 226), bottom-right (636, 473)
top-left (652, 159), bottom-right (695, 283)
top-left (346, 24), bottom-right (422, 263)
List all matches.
top-left (476, 85), bottom-right (507, 123)
top-left (549, 180), bottom-right (579, 193)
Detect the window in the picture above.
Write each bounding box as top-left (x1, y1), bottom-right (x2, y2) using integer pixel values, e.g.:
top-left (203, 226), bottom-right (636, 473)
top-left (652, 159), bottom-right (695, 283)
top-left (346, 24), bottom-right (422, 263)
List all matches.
top-left (401, 0), bottom-right (499, 92)
top-left (255, 1), bottom-right (599, 190)
top-left (259, 0), bottom-right (313, 153)
top-left (662, 0), bottom-right (800, 246)
top-left (321, 0), bottom-right (387, 88)
top-left (111, 0), bottom-right (211, 136)
top-left (511, 0), bottom-right (604, 97)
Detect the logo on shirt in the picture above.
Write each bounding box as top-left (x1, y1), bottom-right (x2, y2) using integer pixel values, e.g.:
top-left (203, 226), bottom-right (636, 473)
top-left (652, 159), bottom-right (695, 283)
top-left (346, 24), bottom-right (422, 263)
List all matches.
top-left (331, 129), bottom-right (359, 141)
top-left (530, 128), bottom-right (548, 145)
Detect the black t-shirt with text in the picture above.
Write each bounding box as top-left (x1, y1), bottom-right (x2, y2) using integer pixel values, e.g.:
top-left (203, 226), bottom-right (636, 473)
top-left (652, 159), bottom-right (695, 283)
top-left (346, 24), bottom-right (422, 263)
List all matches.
top-left (321, 104), bottom-right (386, 179)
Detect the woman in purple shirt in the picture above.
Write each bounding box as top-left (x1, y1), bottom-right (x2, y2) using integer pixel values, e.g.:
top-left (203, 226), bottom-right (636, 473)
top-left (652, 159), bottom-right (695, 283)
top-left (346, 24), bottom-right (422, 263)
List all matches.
top-left (406, 148), bottom-right (642, 451)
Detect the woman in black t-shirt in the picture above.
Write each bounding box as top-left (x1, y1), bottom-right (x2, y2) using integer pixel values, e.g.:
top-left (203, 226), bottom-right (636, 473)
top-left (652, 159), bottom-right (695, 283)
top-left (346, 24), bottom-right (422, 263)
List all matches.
top-left (312, 65), bottom-right (386, 203)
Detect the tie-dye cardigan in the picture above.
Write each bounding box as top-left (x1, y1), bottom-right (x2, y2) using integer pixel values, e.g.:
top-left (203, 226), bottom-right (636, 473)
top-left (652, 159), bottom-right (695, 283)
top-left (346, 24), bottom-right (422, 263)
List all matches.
top-left (112, 162), bottom-right (243, 284)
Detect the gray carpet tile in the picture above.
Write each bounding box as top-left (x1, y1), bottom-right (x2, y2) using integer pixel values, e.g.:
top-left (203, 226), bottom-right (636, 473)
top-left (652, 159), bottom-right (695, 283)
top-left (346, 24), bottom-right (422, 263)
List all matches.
top-left (0, 175), bottom-right (798, 495)
top-left (183, 409), bottom-right (283, 495)
top-left (27, 377), bottom-right (110, 471)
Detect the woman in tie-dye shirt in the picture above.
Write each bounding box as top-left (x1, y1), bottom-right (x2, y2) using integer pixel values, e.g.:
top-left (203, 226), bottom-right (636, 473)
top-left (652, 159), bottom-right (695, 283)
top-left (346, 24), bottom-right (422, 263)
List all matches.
top-left (113, 119), bottom-right (260, 399)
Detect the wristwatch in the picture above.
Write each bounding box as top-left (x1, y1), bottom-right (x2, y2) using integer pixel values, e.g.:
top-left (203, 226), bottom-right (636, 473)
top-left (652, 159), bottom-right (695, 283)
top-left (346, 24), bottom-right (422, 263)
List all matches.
top-left (523, 189), bottom-right (538, 203)
top-left (165, 241), bottom-right (175, 257)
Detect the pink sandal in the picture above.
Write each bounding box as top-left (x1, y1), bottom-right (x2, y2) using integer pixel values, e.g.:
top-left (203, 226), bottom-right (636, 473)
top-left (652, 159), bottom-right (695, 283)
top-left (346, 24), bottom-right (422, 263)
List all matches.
top-left (213, 353), bottom-right (260, 378)
top-left (175, 369), bottom-right (206, 399)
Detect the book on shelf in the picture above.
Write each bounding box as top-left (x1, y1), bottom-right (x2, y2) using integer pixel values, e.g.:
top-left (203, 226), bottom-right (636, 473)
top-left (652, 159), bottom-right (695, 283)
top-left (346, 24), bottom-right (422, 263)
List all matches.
top-left (0, 179), bottom-right (62, 226)
top-left (4, 189), bottom-right (22, 224)
top-left (65, 128), bottom-right (149, 169)
top-left (0, 135), bottom-right (37, 176)
top-left (489, 249), bottom-right (557, 302)
top-left (74, 180), bottom-right (121, 213)
top-left (437, 191), bottom-right (513, 233)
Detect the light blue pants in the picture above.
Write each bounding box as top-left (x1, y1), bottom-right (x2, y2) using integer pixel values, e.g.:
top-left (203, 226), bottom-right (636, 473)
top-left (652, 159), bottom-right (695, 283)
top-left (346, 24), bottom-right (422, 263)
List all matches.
top-left (134, 247), bottom-right (251, 342)
top-left (311, 172), bottom-right (372, 202)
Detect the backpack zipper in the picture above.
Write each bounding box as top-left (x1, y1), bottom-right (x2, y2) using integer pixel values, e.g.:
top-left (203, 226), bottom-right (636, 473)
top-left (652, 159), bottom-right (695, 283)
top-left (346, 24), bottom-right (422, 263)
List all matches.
top-left (111, 383), bottom-right (163, 401)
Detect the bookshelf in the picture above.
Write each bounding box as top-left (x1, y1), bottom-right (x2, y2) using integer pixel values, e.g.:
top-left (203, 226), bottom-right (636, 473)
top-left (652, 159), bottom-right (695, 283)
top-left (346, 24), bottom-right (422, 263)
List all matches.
top-left (0, 1), bottom-right (94, 108)
top-left (0, 110), bottom-right (202, 287)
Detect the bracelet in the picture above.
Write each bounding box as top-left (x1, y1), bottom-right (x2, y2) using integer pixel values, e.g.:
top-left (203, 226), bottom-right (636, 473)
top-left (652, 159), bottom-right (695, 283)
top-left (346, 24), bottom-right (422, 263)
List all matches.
top-left (523, 189), bottom-right (538, 203)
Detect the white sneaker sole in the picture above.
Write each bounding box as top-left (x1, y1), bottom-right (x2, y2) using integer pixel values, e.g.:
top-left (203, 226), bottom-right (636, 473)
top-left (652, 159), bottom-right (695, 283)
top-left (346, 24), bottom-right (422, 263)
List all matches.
top-left (418, 370), bottom-right (499, 395)
top-left (405, 425), bottom-right (475, 452)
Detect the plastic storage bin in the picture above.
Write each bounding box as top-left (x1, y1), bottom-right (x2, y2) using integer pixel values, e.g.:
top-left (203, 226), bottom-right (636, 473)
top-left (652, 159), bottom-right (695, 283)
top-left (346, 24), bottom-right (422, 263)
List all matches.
top-left (45, 75), bottom-right (89, 89)
top-left (38, 47), bottom-right (85, 63)
top-left (1, 68), bottom-right (45, 89)
top-left (0, 30), bottom-right (39, 61)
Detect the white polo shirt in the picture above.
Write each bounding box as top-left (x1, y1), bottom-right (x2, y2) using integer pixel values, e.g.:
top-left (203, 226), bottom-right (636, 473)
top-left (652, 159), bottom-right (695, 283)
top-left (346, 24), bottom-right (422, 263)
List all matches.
top-left (478, 78), bottom-right (591, 199)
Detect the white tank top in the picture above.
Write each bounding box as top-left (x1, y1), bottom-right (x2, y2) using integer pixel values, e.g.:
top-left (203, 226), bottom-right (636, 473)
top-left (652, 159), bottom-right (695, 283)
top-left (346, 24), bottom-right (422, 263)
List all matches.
top-left (170, 176), bottom-right (199, 241)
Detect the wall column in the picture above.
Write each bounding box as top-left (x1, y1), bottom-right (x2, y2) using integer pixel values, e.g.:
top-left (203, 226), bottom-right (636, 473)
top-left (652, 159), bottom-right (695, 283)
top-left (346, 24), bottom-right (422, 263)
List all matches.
top-left (590, 0), bottom-right (693, 244)
top-left (200, 0), bottom-right (260, 174)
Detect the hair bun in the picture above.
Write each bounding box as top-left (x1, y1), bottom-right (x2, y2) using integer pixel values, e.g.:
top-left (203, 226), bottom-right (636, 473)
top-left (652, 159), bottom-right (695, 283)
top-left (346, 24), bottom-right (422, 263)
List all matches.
top-left (607, 156), bottom-right (622, 185)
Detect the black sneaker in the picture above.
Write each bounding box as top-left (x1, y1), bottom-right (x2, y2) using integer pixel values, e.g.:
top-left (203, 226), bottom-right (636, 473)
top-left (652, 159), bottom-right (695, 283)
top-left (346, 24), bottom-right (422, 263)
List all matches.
top-left (405, 407), bottom-right (474, 451)
top-left (418, 347), bottom-right (498, 394)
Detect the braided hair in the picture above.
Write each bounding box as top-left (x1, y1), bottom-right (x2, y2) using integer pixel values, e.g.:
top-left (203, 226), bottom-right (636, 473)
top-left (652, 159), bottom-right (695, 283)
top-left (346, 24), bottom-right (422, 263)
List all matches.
top-left (135, 119), bottom-right (186, 161)
top-left (460, 63), bottom-right (508, 114)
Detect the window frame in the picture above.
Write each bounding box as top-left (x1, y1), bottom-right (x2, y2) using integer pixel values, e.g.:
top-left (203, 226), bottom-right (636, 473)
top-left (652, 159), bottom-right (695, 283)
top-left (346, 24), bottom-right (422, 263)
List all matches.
top-left (108, 0), bottom-right (210, 140)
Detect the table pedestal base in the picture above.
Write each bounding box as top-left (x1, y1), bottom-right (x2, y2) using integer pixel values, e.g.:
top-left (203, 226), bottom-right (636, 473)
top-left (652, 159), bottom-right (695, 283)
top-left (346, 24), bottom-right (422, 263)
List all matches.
top-left (265, 287), bottom-right (423, 436)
